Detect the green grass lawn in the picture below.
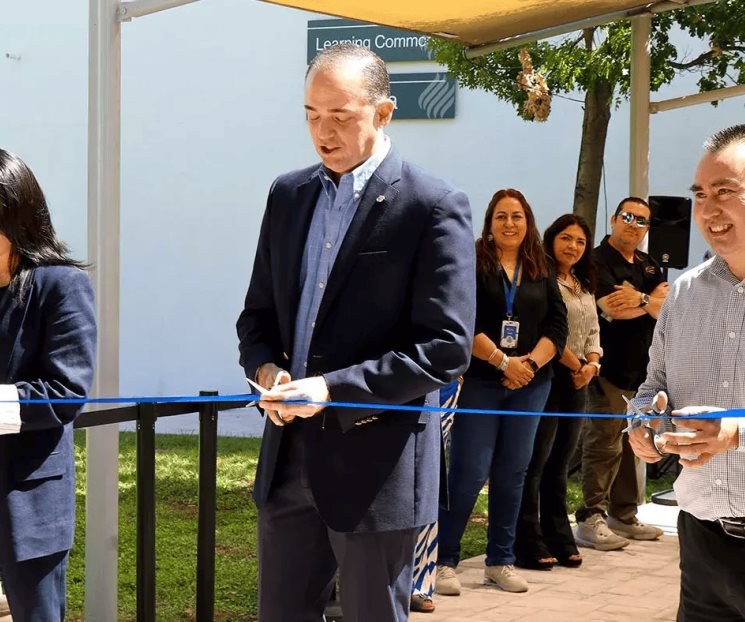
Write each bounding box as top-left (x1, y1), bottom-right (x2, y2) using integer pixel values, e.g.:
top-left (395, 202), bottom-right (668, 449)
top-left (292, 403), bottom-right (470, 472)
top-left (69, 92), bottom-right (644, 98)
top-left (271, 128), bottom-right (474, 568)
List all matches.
top-left (69, 431), bottom-right (262, 621)
top-left (68, 431), bottom-right (675, 620)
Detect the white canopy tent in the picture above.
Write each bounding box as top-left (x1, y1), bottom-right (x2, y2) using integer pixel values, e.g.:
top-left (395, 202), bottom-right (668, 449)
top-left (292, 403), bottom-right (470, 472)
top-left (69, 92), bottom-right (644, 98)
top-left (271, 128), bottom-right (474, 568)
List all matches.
top-left (85, 0), bottom-right (743, 617)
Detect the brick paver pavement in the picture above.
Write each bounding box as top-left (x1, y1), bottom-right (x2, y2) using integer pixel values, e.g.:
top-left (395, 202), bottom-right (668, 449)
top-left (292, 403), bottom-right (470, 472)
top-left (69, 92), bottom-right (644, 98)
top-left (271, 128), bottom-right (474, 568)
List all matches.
top-left (0, 508), bottom-right (680, 621)
top-left (413, 535), bottom-right (680, 622)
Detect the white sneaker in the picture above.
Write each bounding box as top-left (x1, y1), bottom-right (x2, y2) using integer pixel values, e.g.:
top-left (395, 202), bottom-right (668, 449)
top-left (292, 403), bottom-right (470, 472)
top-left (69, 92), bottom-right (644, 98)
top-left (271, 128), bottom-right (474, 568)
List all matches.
top-left (607, 516), bottom-right (663, 540)
top-left (483, 564), bottom-right (528, 593)
top-left (574, 514), bottom-right (630, 551)
top-left (435, 565), bottom-right (461, 596)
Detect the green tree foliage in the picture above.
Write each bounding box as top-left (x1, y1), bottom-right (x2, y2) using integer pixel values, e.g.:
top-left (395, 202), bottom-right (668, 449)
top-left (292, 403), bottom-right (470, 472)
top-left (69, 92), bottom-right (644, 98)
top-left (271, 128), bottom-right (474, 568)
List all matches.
top-left (429, 0), bottom-right (745, 233)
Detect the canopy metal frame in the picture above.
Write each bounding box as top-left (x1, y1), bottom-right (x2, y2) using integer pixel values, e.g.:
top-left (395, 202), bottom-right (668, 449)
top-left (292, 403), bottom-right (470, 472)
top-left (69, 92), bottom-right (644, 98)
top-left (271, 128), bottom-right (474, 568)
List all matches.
top-left (85, 0), bottom-right (737, 617)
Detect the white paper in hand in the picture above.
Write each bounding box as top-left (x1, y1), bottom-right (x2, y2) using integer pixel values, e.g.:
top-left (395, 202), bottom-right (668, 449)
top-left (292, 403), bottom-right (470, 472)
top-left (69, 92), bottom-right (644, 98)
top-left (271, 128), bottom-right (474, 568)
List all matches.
top-left (0, 384), bottom-right (22, 435)
top-left (245, 377), bottom-right (268, 396)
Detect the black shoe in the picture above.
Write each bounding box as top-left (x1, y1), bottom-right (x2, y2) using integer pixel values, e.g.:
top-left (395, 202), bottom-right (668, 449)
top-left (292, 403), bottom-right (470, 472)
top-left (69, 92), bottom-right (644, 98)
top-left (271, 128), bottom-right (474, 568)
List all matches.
top-left (556, 552), bottom-right (583, 568)
top-left (515, 556), bottom-right (557, 571)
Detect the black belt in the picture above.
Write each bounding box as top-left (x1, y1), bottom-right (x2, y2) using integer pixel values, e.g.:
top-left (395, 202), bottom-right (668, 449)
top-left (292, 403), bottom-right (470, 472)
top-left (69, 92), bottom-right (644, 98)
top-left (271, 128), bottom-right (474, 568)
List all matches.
top-left (718, 517), bottom-right (745, 539)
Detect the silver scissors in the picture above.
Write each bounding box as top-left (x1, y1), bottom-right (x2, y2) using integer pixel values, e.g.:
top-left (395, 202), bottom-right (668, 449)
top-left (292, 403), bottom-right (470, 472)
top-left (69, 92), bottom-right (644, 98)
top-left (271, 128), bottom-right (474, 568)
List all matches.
top-left (621, 395), bottom-right (667, 456)
top-left (621, 395), bottom-right (647, 433)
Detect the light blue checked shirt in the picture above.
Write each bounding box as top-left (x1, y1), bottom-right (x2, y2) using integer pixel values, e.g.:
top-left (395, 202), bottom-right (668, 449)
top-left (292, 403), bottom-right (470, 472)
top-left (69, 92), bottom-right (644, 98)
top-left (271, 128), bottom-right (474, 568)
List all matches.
top-left (632, 256), bottom-right (745, 520)
top-left (290, 136), bottom-right (391, 380)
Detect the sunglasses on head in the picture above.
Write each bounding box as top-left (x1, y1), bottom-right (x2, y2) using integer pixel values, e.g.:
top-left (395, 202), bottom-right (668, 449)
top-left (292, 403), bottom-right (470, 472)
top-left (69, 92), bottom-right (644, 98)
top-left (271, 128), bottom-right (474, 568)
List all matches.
top-left (619, 211), bottom-right (650, 228)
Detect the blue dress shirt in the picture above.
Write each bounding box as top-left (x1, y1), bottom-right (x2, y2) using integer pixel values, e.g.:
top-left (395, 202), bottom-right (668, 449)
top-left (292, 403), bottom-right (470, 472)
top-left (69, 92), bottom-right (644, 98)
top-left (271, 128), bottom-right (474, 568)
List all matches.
top-left (290, 137), bottom-right (391, 380)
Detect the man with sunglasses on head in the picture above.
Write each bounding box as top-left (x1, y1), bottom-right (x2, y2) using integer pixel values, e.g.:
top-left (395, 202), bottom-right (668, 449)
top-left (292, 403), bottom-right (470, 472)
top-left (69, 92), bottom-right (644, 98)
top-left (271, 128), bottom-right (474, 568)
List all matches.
top-left (629, 125), bottom-right (745, 622)
top-left (574, 197), bottom-right (669, 551)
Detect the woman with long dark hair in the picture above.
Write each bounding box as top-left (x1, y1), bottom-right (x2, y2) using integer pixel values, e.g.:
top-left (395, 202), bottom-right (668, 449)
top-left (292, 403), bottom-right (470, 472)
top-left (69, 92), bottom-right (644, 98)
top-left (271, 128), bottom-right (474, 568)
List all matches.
top-left (0, 149), bottom-right (96, 621)
top-left (436, 189), bottom-right (567, 595)
top-left (515, 213), bottom-right (602, 570)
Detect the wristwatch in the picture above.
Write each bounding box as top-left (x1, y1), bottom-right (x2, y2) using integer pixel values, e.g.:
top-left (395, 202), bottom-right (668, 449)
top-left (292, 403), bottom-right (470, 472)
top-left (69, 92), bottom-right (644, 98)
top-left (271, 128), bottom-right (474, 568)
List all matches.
top-left (588, 361), bottom-right (601, 376)
top-left (639, 293), bottom-right (650, 308)
top-left (526, 358), bottom-right (540, 373)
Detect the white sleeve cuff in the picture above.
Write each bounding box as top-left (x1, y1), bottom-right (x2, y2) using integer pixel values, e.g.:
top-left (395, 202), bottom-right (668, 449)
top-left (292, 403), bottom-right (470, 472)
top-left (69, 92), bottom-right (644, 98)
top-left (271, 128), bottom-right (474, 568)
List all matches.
top-left (0, 384), bottom-right (22, 434)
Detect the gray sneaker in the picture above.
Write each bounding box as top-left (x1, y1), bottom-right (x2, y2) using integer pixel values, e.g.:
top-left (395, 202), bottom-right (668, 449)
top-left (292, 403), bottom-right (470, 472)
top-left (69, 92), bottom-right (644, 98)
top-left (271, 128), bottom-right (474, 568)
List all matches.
top-left (607, 516), bottom-right (663, 540)
top-left (483, 564), bottom-right (528, 593)
top-left (574, 514), bottom-right (630, 551)
top-left (435, 565), bottom-right (461, 596)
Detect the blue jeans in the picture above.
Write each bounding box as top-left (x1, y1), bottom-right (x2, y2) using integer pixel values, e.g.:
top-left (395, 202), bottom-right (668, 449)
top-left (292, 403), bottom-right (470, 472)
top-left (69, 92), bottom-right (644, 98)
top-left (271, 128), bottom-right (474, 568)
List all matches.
top-left (0, 550), bottom-right (69, 622)
top-left (437, 377), bottom-right (551, 567)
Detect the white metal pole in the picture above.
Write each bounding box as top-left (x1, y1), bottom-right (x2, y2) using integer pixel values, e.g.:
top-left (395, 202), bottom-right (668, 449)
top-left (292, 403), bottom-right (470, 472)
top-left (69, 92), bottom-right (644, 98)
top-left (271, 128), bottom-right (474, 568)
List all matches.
top-left (86, 0), bottom-right (121, 619)
top-left (118, 0), bottom-right (200, 21)
top-left (651, 83), bottom-right (745, 113)
top-left (629, 14), bottom-right (651, 200)
top-left (629, 13), bottom-right (651, 500)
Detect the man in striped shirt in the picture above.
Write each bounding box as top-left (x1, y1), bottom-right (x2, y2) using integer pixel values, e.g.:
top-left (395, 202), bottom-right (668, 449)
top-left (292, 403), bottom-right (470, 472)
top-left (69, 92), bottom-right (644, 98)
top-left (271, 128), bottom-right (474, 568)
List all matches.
top-left (630, 124), bottom-right (745, 622)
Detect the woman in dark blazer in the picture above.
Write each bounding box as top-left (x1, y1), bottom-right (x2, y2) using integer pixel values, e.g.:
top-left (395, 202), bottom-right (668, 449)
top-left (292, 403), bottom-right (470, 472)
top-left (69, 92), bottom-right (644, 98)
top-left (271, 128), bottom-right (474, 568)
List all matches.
top-left (0, 149), bottom-right (96, 621)
top-left (436, 189), bottom-right (567, 595)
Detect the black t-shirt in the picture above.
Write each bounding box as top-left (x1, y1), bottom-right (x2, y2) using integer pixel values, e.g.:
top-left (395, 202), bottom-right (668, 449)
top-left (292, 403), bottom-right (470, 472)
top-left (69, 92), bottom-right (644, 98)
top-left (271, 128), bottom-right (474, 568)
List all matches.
top-left (594, 236), bottom-right (663, 390)
top-left (467, 268), bottom-right (568, 383)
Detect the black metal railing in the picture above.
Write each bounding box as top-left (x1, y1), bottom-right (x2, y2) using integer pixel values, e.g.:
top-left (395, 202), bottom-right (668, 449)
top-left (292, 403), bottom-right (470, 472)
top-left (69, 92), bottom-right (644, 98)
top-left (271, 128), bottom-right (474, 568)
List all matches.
top-left (74, 392), bottom-right (248, 622)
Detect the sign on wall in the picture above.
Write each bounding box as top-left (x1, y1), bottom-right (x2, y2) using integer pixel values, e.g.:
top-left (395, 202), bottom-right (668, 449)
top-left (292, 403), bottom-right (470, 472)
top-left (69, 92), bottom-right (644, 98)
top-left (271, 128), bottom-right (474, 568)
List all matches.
top-left (307, 18), bottom-right (434, 63)
top-left (307, 19), bottom-right (457, 120)
top-left (390, 73), bottom-right (456, 120)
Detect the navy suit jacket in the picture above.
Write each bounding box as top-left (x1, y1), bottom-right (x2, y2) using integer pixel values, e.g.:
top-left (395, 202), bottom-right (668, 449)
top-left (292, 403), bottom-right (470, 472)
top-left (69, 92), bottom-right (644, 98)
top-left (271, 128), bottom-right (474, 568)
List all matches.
top-left (237, 148), bottom-right (476, 533)
top-left (0, 266), bottom-right (96, 563)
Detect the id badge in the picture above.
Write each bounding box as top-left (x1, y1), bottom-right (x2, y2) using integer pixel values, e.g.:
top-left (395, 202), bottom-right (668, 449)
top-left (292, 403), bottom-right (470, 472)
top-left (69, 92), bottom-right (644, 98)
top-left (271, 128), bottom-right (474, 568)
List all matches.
top-left (500, 320), bottom-right (520, 349)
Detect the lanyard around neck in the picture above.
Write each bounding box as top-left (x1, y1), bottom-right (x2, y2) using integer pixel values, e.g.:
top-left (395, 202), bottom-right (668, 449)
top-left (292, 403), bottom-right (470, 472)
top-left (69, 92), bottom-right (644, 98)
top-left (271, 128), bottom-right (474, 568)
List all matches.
top-left (501, 260), bottom-right (521, 319)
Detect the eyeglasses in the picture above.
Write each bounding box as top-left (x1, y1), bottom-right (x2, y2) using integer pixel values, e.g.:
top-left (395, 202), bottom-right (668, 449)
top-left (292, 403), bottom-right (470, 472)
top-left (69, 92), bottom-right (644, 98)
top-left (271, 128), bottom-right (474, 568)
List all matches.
top-left (619, 211), bottom-right (650, 228)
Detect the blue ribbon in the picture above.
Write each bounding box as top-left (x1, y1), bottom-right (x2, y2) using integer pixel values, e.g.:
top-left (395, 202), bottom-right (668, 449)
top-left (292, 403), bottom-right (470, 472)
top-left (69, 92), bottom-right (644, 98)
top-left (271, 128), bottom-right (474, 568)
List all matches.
top-left (3, 393), bottom-right (743, 420)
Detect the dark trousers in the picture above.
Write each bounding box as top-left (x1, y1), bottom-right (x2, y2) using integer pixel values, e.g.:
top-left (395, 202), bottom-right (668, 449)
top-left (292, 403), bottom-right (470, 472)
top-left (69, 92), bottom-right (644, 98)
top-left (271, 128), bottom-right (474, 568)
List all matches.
top-left (0, 550), bottom-right (68, 622)
top-left (258, 450), bottom-right (417, 622)
top-left (677, 510), bottom-right (745, 622)
top-left (516, 367), bottom-right (585, 560)
top-left (438, 377), bottom-right (551, 568)
top-left (575, 376), bottom-right (640, 523)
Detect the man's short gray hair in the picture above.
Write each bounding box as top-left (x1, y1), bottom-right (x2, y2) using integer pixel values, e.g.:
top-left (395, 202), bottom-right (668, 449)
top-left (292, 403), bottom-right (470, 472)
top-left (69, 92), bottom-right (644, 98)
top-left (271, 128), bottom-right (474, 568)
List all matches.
top-left (306, 43), bottom-right (390, 104)
top-left (704, 124), bottom-right (745, 153)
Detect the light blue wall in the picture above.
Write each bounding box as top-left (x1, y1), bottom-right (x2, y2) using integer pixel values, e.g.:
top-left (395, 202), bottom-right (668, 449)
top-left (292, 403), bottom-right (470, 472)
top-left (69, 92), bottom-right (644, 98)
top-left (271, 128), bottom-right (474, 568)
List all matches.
top-left (1, 0), bottom-right (743, 396)
top-left (0, 0), bottom-right (89, 257)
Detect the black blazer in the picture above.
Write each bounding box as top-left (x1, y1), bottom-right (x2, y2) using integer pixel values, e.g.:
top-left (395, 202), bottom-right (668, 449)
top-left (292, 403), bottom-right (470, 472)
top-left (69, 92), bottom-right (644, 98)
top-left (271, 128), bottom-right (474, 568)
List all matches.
top-left (237, 148), bottom-right (476, 532)
top-left (0, 266), bottom-right (96, 563)
top-left (467, 269), bottom-right (567, 382)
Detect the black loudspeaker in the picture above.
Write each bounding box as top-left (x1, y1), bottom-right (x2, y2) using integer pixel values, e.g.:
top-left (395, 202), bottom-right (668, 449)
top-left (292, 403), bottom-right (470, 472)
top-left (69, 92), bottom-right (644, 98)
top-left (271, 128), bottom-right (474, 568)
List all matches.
top-left (648, 195), bottom-right (692, 270)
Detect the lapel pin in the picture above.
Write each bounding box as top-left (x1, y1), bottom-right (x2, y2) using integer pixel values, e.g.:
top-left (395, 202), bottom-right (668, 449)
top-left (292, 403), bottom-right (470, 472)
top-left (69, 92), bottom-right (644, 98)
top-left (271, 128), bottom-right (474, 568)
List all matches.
top-left (376, 195), bottom-right (386, 203)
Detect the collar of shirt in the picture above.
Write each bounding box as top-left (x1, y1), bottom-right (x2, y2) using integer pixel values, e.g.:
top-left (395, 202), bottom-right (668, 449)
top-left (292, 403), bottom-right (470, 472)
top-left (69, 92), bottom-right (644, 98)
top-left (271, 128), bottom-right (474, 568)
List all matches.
top-left (710, 254), bottom-right (745, 286)
top-left (557, 275), bottom-right (582, 295)
top-left (599, 234), bottom-right (644, 264)
top-left (317, 134), bottom-right (391, 201)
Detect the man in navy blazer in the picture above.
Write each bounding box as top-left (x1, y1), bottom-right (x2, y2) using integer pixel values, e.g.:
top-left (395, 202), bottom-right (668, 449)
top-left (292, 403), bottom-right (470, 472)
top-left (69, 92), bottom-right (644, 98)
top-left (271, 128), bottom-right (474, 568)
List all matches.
top-left (237, 43), bottom-right (475, 621)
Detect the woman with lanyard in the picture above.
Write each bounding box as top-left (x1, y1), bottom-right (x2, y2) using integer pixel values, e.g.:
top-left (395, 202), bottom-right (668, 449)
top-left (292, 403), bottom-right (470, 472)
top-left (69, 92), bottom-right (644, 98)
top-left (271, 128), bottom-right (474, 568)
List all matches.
top-left (435, 188), bottom-right (567, 596)
top-left (515, 213), bottom-right (601, 571)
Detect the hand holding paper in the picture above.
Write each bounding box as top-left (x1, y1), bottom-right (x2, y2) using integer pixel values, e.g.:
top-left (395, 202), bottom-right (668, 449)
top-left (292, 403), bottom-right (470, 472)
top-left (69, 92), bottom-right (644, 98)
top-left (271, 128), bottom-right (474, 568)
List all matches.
top-left (247, 371), bottom-right (294, 427)
top-left (259, 376), bottom-right (330, 422)
top-left (662, 405), bottom-right (732, 467)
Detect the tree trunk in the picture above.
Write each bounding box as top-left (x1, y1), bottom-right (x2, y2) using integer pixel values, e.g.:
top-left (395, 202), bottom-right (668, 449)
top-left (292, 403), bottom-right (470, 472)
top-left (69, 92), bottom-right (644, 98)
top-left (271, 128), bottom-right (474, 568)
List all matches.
top-left (573, 79), bottom-right (613, 238)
